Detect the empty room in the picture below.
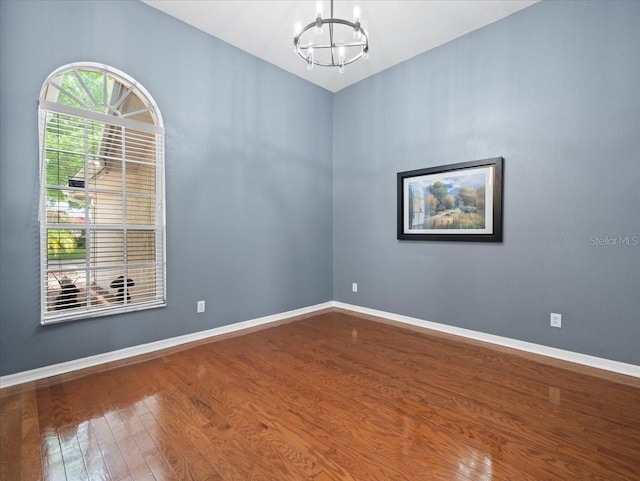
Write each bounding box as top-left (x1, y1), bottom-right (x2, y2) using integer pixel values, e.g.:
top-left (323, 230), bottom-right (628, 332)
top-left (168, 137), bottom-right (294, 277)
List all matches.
top-left (1, 0), bottom-right (639, 479)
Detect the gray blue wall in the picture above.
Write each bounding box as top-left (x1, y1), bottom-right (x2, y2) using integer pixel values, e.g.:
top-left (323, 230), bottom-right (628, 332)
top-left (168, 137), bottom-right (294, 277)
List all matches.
top-left (1, 0), bottom-right (639, 377)
top-left (333, 0), bottom-right (640, 365)
top-left (0, 0), bottom-right (333, 376)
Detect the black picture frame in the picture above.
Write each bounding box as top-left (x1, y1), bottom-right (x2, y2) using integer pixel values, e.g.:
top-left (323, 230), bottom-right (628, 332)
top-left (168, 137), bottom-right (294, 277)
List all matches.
top-left (397, 157), bottom-right (503, 242)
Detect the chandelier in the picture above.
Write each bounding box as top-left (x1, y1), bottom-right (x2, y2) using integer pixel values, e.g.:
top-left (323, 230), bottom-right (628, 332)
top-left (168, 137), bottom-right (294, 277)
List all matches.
top-left (293, 0), bottom-right (369, 73)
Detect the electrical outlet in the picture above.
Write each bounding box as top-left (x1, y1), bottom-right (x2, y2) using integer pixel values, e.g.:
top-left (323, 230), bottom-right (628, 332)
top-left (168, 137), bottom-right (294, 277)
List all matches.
top-left (197, 300), bottom-right (205, 313)
top-left (550, 313), bottom-right (562, 328)
top-left (352, 283), bottom-right (358, 293)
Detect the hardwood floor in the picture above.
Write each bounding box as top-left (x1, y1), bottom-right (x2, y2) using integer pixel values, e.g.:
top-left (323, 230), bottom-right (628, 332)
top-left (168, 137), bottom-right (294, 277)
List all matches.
top-left (1, 309), bottom-right (639, 480)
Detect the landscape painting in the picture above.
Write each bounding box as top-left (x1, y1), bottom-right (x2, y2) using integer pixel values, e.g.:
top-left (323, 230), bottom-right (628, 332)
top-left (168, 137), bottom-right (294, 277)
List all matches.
top-left (397, 158), bottom-right (503, 242)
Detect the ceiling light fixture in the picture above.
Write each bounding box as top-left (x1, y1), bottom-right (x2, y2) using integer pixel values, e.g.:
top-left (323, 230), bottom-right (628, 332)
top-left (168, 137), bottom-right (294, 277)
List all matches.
top-left (294, 0), bottom-right (369, 74)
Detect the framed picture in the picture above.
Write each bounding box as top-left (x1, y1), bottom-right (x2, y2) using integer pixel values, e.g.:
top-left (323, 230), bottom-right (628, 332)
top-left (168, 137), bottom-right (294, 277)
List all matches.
top-left (397, 157), bottom-right (503, 242)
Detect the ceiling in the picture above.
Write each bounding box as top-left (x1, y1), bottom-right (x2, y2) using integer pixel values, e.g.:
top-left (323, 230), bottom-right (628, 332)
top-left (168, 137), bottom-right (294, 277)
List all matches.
top-left (142, 0), bottom-right (538, 93)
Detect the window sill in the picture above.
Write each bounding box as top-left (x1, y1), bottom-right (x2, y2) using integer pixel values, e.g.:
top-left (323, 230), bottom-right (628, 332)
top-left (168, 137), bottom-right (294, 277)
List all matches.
top-left (41, 300), bottom-right (166, 325)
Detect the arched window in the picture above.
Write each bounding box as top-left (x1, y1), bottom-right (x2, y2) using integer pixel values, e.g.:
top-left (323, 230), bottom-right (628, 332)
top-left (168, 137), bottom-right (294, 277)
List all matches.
top-left (39, 63), bottom-right (166, 324)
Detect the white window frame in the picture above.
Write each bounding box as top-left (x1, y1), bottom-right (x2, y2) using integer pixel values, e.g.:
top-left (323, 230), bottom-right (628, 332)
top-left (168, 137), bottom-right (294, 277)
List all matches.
top-left (38, 62), bottom-right (166, 324)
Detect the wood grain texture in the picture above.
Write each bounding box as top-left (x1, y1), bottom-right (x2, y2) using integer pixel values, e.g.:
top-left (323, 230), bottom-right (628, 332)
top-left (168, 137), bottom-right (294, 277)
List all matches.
top-left (1, 309), bottom-right (639, 480)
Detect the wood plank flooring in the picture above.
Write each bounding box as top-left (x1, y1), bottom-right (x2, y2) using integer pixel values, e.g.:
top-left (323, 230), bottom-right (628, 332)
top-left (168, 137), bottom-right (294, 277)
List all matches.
top-left (1, 309), bottom-right (639, 480)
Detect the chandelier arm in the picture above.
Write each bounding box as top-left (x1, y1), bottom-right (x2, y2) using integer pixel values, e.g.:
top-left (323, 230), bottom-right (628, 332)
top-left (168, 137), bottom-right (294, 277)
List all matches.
top-left (296, 53), bottom-right (364, 68)
top-left (298, 41), bottom-right (368, 50)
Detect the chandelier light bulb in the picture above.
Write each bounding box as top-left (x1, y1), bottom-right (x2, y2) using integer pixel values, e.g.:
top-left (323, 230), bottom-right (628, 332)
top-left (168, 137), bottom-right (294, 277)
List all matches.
top-left (307, 48), bottom-right (315, 71)
top-left (315, 1), bottom-right (324, 34)
top-left (353, 6), bottom-right (362, 39)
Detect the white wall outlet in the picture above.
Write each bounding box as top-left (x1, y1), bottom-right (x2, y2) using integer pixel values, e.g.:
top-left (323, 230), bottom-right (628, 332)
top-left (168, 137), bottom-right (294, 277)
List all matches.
top-left (550, 313), bottom-right (562, 328)
top-left (352, 283), bottom-right (358, 293)
top-left (197, 300), bottom-right (205, 313)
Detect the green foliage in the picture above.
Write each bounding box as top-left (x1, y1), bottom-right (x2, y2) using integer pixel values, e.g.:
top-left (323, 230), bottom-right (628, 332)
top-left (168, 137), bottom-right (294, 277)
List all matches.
top-left (443, 194), bottom-right (456, 210)
top-left (47, 249), bottom-right (87, 261)
top-left (47, 229), bottom-right (86, 260)
top-left (45, 70), bottom-right (109, 205)
top-left (56, 70), bottom-right (112, 112)
top-left (457, 187), bottom-right (477, 207)
top-left (427, 182), bottom-right (448, 204)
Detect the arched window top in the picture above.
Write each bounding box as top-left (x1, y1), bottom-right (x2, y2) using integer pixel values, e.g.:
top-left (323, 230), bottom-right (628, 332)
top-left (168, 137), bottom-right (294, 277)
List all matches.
top-left (40, 62), bottom-right (163, 132)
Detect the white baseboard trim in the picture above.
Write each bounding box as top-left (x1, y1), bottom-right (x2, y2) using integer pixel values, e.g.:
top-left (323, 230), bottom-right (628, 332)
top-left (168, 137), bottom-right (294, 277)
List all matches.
top-left (0, 302), bottom-right (333, 389)
top-left (333, 302), bottom-right (640, 379)
top-left (3, 300), bottom-right (638, 388)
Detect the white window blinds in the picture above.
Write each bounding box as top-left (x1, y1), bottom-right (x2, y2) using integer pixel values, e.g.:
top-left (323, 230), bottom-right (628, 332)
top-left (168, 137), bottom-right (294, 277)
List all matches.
top-left (39, 64), bottom-right (166, 324)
